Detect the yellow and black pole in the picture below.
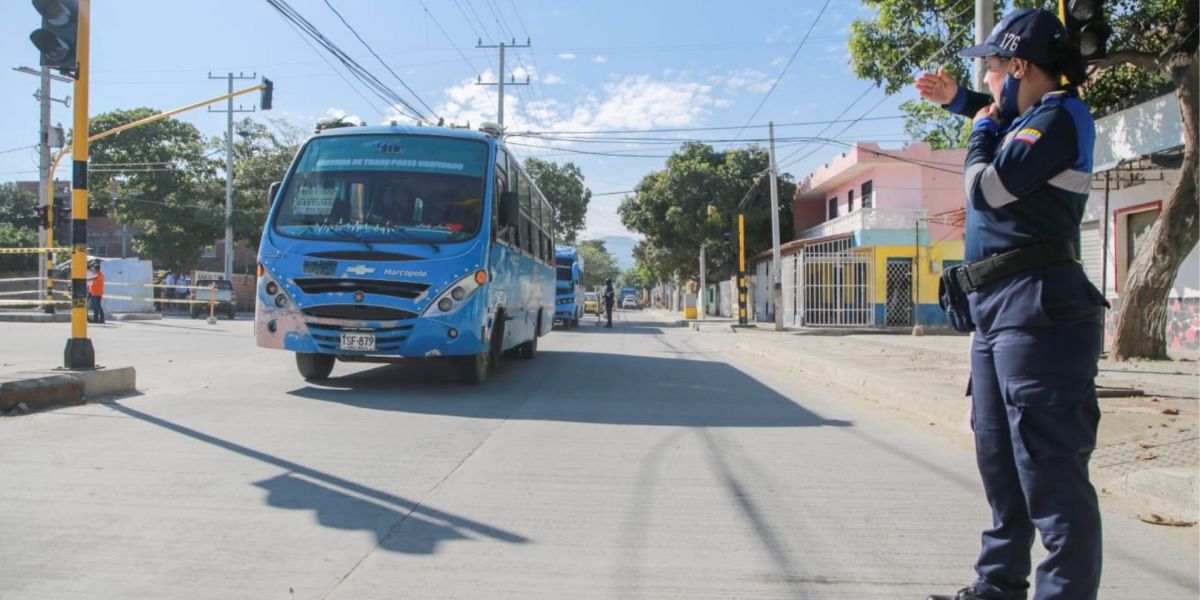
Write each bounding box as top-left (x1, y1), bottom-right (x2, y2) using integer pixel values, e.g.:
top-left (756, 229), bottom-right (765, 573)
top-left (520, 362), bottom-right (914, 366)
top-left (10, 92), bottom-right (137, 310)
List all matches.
top-left (737, 213), bottom-right (748, 326)
top-left (63, 0), bottom-right (93, 369)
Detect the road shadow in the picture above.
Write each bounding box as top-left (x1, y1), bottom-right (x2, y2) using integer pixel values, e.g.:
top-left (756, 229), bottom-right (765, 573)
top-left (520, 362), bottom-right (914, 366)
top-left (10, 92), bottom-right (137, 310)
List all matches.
top-left (287, 350), bottom-right (852, 429)
top-left (107, 402), bottom-right (529, 555)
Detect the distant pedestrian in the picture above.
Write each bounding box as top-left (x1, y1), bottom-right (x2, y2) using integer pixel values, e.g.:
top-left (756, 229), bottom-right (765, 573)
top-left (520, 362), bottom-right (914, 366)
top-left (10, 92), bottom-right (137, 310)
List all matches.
top-left (87, 262), bottom-right (105, 324)
top-left (177, 274), bottom-right (190, 310)
top-left (163, 271), bottom-right (176, 311)
top-left (603, 279), bottom-right (615, 328)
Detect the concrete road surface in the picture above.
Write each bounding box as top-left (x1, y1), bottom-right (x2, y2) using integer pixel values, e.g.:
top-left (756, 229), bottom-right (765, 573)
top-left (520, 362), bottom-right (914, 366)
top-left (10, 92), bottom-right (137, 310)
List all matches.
top-left (1, 311), bottom-right (1196, 599)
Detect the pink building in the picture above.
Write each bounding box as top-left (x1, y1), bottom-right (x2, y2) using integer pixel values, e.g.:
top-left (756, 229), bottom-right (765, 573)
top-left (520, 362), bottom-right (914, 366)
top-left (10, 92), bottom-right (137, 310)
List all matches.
top-left (753, 142), bottom-right (967, 328)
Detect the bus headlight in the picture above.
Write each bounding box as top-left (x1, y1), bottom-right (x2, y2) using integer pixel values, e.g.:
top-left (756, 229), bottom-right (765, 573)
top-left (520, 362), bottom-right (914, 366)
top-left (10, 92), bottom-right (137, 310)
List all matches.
top-left (266, 281), bottom-right (278, 295)
top-left (424, 270), bottom-right (487, 316)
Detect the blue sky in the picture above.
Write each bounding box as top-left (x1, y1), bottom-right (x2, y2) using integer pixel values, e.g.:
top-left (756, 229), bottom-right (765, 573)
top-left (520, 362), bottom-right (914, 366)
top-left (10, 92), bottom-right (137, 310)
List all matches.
top-left (0, 0), bottom-right (935, 240)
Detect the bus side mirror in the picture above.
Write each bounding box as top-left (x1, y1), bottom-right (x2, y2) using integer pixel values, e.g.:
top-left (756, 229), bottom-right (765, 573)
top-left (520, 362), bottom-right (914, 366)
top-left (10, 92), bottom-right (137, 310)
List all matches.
top-left (499, 190), bottom-right (520, 228)
top-left (268, 181), bottom-right (281, 206)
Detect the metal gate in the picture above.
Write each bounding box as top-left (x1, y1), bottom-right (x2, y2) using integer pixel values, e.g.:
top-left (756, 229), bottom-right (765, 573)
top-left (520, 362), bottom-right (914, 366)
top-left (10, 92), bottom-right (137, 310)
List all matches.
top-left (884, 258), bottom-right (913, 326)
top-left (783, 237), bottom-right (874, 327)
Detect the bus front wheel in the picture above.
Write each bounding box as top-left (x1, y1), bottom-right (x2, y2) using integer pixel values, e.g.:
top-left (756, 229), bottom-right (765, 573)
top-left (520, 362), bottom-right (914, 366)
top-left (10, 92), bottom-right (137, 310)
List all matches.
top-left (296, 353), bottom-right (335, 381)
top-left (458, 351), bottom-right (489, 385)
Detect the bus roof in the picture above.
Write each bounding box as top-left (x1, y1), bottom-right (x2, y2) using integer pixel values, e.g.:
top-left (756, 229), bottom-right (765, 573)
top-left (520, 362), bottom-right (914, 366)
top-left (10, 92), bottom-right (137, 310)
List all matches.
top-left (554, 246), bottom-right (578, 260)
top-left (313, 124), bottom-right (500, 145)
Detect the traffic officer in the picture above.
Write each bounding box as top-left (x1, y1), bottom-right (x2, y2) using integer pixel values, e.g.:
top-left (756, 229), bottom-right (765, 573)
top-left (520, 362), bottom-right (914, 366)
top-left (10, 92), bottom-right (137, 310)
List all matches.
top-left (916, 9), bottom-right (1106, 600)
top-left (603, 279), bottom-right (615, 328)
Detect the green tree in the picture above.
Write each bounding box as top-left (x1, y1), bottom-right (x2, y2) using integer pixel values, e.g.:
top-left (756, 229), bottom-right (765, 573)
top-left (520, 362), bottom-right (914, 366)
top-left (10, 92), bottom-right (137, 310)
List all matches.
top-left (900, 99), bottom-right (970, 150)
top-left (86, 108), bottom-right (223, 272)
top-left (618, 142), bottom-right (795, 282)
top-left (850, 0), bottom-right (1198, 360)
top-left (524, 158), bottom-right (591, 244)
top-left (0, 184), bottom-right (39, 271)
top-left (577, 238), bottom-right (620, 291)
top-left (228, 118), bottom-right (305, 248)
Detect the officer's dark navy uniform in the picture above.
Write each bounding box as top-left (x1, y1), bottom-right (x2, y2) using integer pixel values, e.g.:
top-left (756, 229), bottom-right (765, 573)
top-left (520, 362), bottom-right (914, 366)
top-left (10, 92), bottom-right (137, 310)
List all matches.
top-left (923, 9), bottom-right (1107, 600)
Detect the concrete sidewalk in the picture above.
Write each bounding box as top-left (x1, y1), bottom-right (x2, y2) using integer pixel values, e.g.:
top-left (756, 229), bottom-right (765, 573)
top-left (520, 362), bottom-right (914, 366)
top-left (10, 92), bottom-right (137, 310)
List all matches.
top-left (665, 311), bottom-right (1199, 522)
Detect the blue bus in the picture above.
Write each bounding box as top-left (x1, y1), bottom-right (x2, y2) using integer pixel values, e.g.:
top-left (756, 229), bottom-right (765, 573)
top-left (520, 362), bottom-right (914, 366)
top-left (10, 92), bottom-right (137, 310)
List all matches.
top-left (255, 122), bottom-right (556, 384)
top-left (553, 246), bottom-right (585, 327)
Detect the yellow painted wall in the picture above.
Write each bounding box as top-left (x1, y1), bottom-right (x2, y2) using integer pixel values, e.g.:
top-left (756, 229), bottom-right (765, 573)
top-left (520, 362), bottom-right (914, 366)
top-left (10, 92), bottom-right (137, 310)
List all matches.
top-left (871, 241), bottom-right (964, 304)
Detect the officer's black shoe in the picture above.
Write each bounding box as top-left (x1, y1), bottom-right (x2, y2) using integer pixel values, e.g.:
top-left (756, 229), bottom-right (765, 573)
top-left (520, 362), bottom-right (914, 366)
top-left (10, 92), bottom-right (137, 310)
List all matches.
top-left (926, 585), bottom-right (996, 600)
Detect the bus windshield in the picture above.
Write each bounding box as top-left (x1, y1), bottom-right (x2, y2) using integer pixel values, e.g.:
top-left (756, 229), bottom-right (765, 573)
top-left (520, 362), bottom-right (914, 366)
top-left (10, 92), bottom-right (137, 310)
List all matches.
top-left (273, 134), bottom-right (488, 243)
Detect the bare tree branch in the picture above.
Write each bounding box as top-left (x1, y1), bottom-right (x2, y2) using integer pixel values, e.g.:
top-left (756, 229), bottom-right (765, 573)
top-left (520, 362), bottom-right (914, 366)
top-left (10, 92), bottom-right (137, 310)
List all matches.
top-left (1093, 50), bottom-right (1162, 73)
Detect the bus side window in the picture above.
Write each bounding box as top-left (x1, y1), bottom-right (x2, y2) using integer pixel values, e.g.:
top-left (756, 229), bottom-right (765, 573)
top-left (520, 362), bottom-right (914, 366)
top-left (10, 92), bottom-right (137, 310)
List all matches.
top-left (493, 171), bottom-right (506, 243)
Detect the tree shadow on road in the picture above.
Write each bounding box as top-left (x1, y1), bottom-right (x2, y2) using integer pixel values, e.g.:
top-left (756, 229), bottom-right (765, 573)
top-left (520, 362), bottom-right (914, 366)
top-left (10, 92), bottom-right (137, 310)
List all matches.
top-left (287, 350), bottom-right (852, 429)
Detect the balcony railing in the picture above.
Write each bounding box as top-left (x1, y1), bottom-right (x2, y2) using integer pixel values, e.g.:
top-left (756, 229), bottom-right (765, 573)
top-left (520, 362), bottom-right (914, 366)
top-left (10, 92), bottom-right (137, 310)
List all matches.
top-left (796, 207), bottom-right (927, 240)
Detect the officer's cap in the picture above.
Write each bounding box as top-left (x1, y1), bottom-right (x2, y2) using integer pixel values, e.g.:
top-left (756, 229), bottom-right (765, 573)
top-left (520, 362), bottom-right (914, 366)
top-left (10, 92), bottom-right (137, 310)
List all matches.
top-left (959, 8), bottom-right (1066, 64)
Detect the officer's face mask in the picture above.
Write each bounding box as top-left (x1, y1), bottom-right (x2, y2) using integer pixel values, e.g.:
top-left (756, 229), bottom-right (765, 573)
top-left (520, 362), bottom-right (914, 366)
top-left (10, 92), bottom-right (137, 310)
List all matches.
top-left (997, 63), bottom-right (1022, 121)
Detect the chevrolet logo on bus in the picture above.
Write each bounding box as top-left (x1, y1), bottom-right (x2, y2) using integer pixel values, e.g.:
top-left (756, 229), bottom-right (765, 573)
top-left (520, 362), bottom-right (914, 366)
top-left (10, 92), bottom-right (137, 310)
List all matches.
top-left (345, 265), bottom-right (376, 276)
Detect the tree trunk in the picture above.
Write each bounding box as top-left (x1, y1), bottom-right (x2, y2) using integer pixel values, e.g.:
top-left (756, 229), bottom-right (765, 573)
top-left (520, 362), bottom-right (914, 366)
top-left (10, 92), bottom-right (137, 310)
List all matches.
top-left (1111, 51), bottom-right (1199, 361)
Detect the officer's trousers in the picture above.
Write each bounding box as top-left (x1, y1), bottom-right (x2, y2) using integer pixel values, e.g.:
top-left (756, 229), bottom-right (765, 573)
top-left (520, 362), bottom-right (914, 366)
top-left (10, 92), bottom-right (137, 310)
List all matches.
top-left (967, 263), bottom-right (1104, 600)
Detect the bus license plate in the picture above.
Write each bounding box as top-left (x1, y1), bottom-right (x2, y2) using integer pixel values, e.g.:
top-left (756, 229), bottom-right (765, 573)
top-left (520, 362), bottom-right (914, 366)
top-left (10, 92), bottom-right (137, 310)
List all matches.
top-left (340, 332), bottom-right (376, 351)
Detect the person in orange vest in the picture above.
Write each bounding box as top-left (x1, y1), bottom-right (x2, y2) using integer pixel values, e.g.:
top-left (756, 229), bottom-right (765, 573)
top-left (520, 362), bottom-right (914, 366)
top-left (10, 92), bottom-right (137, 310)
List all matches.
top-left (87, 262), bottom-right (105, 324)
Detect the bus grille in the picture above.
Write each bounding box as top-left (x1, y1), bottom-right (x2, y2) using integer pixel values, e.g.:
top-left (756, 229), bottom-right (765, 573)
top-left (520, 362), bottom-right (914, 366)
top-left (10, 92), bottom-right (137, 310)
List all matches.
top-left (301, 305), bottom-right (418, 320)
top-left (293, 278), bottom-right (429, 299)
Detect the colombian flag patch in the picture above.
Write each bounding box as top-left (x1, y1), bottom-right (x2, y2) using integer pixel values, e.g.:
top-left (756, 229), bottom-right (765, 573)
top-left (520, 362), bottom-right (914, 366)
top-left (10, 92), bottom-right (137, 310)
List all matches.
top-left (1013, 128), bottom-right (1042, 145)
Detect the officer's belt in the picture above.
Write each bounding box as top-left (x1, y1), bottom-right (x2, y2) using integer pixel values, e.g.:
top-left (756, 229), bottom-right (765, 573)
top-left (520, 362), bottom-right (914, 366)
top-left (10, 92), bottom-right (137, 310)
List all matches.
top-left (956, 242), bottom-right (1075, 293)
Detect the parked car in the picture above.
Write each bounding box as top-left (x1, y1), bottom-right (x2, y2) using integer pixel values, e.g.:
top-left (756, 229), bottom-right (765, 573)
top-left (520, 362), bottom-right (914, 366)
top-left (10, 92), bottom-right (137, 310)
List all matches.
top-left (190, 279), bottom-right (237, 319)
top-left (584, 291), bottom-right (599, 315)
top-left (619, 287), bottom-right (639, 310)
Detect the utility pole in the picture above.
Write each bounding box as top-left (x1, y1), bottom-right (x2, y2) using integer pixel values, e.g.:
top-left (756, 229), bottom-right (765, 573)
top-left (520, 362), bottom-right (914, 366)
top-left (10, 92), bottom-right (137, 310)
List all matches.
top-left (63, 0), bottom-right (92, 369)
top-left (975, 0), bottom-right (994, 92)
top-left (208, 72), bottom-right (257, 281)
top-left (737, 213), bottom-right (748, 326)
top-left (475, 38), bottom-right (530, 128)
top-left (698, 245), bottom-right (706, 320)
top-left (913, 217), bottom-right (925, 335)
top-left (768, 121), bottom-right (783, 331)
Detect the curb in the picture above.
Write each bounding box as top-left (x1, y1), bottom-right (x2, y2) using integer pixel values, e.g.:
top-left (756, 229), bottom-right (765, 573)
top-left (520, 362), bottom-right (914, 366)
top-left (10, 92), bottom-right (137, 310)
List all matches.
top-left (0, 366), bottom-right (137, 415)
top-left (1105, 467), bottom-right (1199, 521)
top-left (733, 331), bottom-right (969, 430)
top-left (114, 312), bottom-right (163, 321)
top-left (0, 312), bottom-right (70, 323)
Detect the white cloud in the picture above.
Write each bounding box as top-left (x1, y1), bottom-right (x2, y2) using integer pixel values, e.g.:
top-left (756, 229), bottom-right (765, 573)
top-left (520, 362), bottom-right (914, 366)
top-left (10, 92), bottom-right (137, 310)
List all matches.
top-left (426, 72), bottom-right (715, 135)
top-left (722, 68), bottom-right (774, 94)
top-left (558, 53), bottom-right (576, 60)
top-left (325, 107), bottom-right (362, 126)
top-left (714, 99), bottom-right (734, 109)
top-left (593, 55), bottom-right (608, 64)
top-left (542, 73), bottom-right (565, 85)
top-left (770, 56), bottom-right (787, 68)
top-left (766, 26), bottom-right (789, 43)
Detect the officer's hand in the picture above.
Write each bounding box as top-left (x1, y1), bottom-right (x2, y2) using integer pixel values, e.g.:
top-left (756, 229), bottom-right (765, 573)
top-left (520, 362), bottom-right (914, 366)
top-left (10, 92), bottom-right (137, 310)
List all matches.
top-left (914, 68), bottom-right (958, 105)
top-left (974, 103), bottom-right (1001, 124)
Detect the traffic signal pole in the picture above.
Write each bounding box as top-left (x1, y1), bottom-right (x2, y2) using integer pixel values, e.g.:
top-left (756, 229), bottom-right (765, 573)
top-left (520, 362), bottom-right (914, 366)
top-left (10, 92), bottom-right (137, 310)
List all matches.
top-left (63, 0), bottom-right (91, 368)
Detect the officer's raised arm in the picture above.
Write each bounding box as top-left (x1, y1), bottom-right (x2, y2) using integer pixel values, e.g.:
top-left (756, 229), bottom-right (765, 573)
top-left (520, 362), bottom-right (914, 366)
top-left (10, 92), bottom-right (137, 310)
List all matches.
top-left (914, 67), bottom-right (992, 117)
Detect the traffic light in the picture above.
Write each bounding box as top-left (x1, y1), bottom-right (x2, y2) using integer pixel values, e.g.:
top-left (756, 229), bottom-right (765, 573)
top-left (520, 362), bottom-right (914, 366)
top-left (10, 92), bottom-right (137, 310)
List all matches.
top-left (35, 206), bottom-right (49, 229)
top-left (29, 0), bottom-right (79, 76)
top-left (260, 77), bottom-right (274, 110)
top-left (53, 203), bottom-right (70, 225)
top-left (1064, 0), bottom-right (1111, 61)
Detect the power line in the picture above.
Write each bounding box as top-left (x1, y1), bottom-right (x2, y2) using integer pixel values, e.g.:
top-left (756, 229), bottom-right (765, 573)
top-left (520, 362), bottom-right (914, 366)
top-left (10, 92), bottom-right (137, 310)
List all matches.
top-left (262, 0), bottom-right (431, 123)
top-left (506, 115), bottom-right (905, 137)
top-left (726, 0), bottom-right (832, 149)
top-left (321, 0), bottom-right (440, 120)
top-left (0, 144), bottom-right (37, 155)
top-left (775, 0), bottom-right (975, 172)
